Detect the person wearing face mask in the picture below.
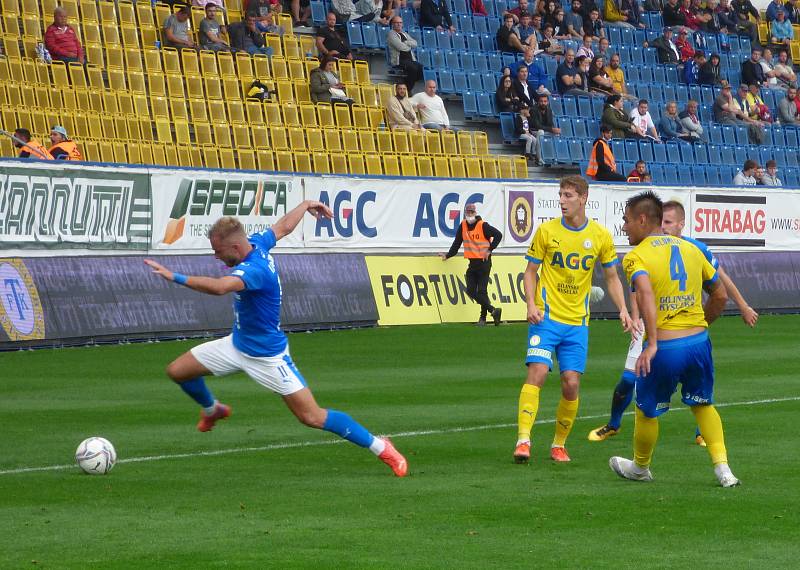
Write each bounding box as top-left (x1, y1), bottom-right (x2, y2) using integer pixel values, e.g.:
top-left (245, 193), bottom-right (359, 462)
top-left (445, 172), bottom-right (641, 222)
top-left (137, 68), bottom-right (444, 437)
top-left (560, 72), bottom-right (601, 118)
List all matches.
top-left (439, 203), bottom-right (504, 326)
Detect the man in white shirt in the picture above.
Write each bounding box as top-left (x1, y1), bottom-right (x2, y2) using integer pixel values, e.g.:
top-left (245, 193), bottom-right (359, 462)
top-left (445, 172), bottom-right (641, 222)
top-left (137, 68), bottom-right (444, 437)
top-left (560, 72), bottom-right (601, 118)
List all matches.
top-left (410, 80), bottom-right (458, 131)
top-left (629, 99), bottom-right (661, 142)
top-left (733, 159), bottom-right (758, 186)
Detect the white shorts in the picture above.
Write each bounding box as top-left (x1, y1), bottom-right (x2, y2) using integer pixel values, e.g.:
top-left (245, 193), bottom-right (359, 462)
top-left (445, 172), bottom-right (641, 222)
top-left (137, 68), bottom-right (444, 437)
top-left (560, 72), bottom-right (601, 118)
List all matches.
top-left (624, 321), bottom-right (645, 371)
top-left (191, 335), bottom-right (307, 396)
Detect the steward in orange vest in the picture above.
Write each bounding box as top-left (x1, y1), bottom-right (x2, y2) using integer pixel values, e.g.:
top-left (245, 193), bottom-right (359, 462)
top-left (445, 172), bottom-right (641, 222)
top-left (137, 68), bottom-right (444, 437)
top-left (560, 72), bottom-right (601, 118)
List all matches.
top-left (13, 128), bottom-right (54, 160)
top-left (585, 126), bottom-right (625, 182)
top-left (48, 125), bottom-right (83, 160)
top-left (440, 203), bottom-right (504, 326)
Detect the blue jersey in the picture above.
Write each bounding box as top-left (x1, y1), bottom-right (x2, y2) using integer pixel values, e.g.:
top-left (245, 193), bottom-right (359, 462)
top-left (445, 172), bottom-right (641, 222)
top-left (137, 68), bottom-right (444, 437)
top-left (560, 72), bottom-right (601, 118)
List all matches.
top-left (229, 229), bottom-right (287, 357)
top-left (682, 236), bottom-right (719, 270)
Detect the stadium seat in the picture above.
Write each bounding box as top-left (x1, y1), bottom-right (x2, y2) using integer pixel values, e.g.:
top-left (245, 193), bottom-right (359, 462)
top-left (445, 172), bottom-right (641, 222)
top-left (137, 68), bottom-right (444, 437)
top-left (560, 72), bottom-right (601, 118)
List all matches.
top-left (690, 165), bottom-right (706, 185)
top-left (720, 145), bottom-right (736, 165)
top-left (540, 134), bottom-right (556, 164)
top-left (705, 165), bottom-right (722, 185)
top-left (639, 139), bottom-right (654, 163)
top-left (558, 116), bottom-right (575, 138)
top-left (568, 138), bottom-right (585, 163)
top-left (499, 113), bottom-right (516, 144)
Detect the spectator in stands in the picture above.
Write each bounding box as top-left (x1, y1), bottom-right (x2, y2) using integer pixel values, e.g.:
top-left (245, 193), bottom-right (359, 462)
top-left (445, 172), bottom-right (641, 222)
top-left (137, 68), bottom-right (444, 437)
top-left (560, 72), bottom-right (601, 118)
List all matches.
top-left (663, 0), bottom-right (690, 32)
top-left (759, 48), bottom-right (782, 89)
top-left (766, 0), bottom-right (785, 22)
top-left (731, 0), bottom-right (761, 46)
top-left (605, 53), bottom-right (637, 100)
top-left (316, 13), bottom-right (352, 59)
top-left (552, 9), bottom-right (572, 40)
top-left (513, 65), bottom-right (536, 107)
top-left (387, 16), bottom-right (423, 92)
top-left (496, 75), bottom-right (522, 112)
top-left (587, 125), bottom-right (627, 180)
top-left (714, 84), bottom-right (766, 144)
top-left (577, 55), bottom-right (595, 94)
top-left (679, 0), bottom-right (711, 31)
top-left (515, 14), bottom-right (535, 48)
top-left (786, 0), bottom-right (800, 24)
top-left (199, 4), bottom-right (231, 52)
top-left (566, 0), bottom-right (586, 38)
top-left (770, 9), bottom-right (794, 49)
top-left (513, 47), bottom-right (551, 95)
top-left (506, 0), bottom-right (532, 24)
top-left (45, 7), bottom-right (86, 64)
top-left (290, 0), bottom-right (313, 27)
top-left (13, 129), bottom-right (53, 160)
top-left (620, 0), bottom-right (646, 29)
top-left (542, 0), bottom-right (560, 26)
top-left (679, 99), bottom-right (709, 141)
top-left (675, 29), bottom-right (695, 62)
top-left (556, 49), bottom-right (590, 95)
top-left (163, 6), bottom-right (197, 50)
top-left (743, 83), bottom-right (772, 122)
top-left (684, 50), bottom-right (706, 83)
top-left (778, 87), bottom-right (800, 123)
top-left (497, 14), bottom-right (526, 53)
top-left (602, 94), bottom-right (645, 138)
top-left (577, 34), bottom-right (595, 59)
top-left (387, 83), bottom-right (423, 129)
top-left (247, 0), bottom-right (282, 32)
top-left (645, 0), bottom-right (664, 9)
top-left (540, 24), bottom-right (565, 56)
top-left (531, 13), bottom-right (545, 41)
top-left (761, 160), bottom-right (783, 185)
top-left (471, 0), bottom-right (489, 17)
top-left (627, 160), bottom-right (651, 182)
top-left (702, 0), bottom-right (723, 32)
top-left (516, 105), bottom-right (541, 164)
top-left (659, 101), bottom-right (694, 143)
top-left (47, 126), bottom-right (82, 160)
top-left (630, 99), bottom-right (662, 141)
top-left (589, 56), bottom-right (616, 96)
top-left (649, 27), bottom-right (681, 64)
top-left (733, 159), bottom-right (758, 185)
top-left (310, 55), bottom-right (353, 104)
top-left (585, 9), bottom-right (606, 41)
top-left (530, 93), bottom-right (562, 151)
top-left (411, 80), bottom-right (456, 130)
top-left (419, 0), bottom-right (454, 31)
top-left (699, 52), bottom-right (723, 85)
top-left (577, 0), bottom-right (601, 29)
top-left (350, 0), bottom-right (388, 25)
top-left (742, 49), bottom-right (766, 86)
top-left (605, 0), bottom-right (637, 29)
top-left (596, 36), bottom-right (611, 58)
top-left (229, 16), bottom-right (273, 55)
top-left (773, 50), bottom-right (798, 88)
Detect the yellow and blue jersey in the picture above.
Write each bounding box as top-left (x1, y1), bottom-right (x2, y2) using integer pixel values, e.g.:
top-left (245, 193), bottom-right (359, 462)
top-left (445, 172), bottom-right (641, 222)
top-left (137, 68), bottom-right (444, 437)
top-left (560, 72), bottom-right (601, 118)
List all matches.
top-left (525, 218), bottom-right (619, 326)
top-left (623, 235), bottom-right (718, 330)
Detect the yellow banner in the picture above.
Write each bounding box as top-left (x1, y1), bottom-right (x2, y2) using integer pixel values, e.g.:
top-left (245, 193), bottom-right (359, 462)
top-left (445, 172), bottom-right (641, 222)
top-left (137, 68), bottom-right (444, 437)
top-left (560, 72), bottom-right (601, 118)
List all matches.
top-left (364, 255), bottom-right (529, 325)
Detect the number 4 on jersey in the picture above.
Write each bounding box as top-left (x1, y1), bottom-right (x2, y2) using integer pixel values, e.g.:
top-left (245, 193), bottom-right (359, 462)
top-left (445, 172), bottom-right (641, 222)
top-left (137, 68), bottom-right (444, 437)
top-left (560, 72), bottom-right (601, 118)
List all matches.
top-left (669, 245), bottom-right (687, 291)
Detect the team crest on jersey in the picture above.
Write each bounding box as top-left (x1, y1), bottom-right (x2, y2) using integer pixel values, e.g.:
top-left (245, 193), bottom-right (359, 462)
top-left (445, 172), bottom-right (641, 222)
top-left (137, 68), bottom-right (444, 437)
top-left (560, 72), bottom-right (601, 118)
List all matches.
top-left (0, 259), bottom-right (46, 342)
top-left (529, 335), bottom-right (541, 346)
top-left (583, 239), bottom-right (593, 249)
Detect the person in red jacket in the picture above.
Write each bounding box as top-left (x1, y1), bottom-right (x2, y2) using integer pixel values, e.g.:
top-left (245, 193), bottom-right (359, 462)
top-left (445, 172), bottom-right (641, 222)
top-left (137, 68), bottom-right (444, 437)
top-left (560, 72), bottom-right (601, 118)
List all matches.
top-left (44, 7), bottom-right (85, 64)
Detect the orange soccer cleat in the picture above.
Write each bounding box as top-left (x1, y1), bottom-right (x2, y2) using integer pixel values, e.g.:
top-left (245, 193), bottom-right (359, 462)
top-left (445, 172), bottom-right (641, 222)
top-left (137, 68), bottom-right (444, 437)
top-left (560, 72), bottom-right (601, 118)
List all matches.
top-left (197, 403), bottom-right (231, 432)
top-left (550, 446), bottom-right (571, 462)
top-left (378, 438), bottom-right (408, 477)
top-left (513, 441), bottom-right (531, 464)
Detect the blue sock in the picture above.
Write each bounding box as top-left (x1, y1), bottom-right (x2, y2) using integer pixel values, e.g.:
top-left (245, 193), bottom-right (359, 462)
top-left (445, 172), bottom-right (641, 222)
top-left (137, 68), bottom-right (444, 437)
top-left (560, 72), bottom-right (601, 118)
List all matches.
top-left (179, 377), bottom-right (215, 409)
top-left (695, 426), bottom-right (702, 437)
top-left (323, 409), bottom-right (375, 448)
top-left (609, 371), bottom-right (636, 429)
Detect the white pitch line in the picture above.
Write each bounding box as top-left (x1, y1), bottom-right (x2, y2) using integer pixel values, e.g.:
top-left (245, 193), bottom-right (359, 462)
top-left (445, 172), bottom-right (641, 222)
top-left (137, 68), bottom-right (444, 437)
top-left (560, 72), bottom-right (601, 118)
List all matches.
top-left (1, 396), bottom-right (798, 476)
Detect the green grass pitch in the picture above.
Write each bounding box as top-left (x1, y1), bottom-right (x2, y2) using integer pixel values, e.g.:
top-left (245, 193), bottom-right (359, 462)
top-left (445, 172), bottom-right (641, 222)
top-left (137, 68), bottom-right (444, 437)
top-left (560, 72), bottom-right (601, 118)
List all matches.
top-left (1, 315), bottom-right (798, 568)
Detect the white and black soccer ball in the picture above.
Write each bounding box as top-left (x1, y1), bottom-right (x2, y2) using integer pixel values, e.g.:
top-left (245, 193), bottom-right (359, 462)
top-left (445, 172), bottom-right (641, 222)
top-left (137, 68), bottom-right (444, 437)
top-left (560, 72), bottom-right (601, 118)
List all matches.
top-left (589, 286), bottom-right (606, 304)
top-left (75, 437), bottom-right (117, 475)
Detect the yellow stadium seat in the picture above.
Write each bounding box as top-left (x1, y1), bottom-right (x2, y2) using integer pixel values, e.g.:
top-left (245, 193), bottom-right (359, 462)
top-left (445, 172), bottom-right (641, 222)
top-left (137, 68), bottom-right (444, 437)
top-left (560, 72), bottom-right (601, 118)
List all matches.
top-left (124, 46), bottom-right (143, 71)
top-left (98, 0), bottom-right (116, 23)
top-left (326, 128), bottom-right (345, 152)
top-left (140, 142), bottom-right (155, 165)
top-left (358, 130), bottom-right (376, 152)
top-left (330, 153), bottom-right (348, 174)
top-left (200, 50), bottom-right (219, 76)
top-left (155, 116), bottom-right (172, 142)
top-left (312, 152), bottom-right (330, 174)
top-left (306, 128), bottom-right (324, 151)
top-left (86, 42), bottom-right (104, 67)
top-left (128, 70), bottom-right (146, 94)
top-left (204, 76), bottom-right (223, 99)
top-left (282, 103), bottom-right (301, 126)
top-left (232, 123), bottom-right (250, 148)
top-left (79, 0), bottom-right (99, 21)
top-left (354, 60), bottom-right (370, 85)
top-left (31, 110), bottom-right (48, 138)
top-left (283, 36), bottom-right (302, 59)
top-left (417, 156), bottom-right (434, 177)
top-left (202, 145), bottom-right (220, 169)
top-left (426, 130), bottom-right (443, 155)
top-left (166, 73), bottom-right (185, 98)
top-left (252, 54), bottom-right (270, 79)
top-left (266, 33), bottom-right (283, 57)
top-left (99, 140), bottom-right (115, 162)
top-left (368, 107), bottom-right (384, 129)
top-left (174, 119), bottom-right (191, 144)
top-left (377, 84), bottom-right (393, 107)
top-left (276, 150), bottom-right (294, 171)
top-left (498, 156), bottom-right (514, 178)
top-left (238, 149), bottom-right (256, 170)
top-left (317, 103), bottom-right (334, 127)
top-left (82, 21), bottom-right (102, 44)
top-left (334, 103), bottom-right (352, 127)
top-left (294, 81), bottom-right (311, 103)
top-left (392, 130), bottom-right (410, 153)
top-left (365, 153), bottom-right (383, 175)
top-left (514, 156), bottom-right (528, 179)
top-left (276, 82), bottom-right (294, 103)
top-left (148, 71), bottom-right (167, 96)
top-left (208, 99), bottom-right (227, 122)
top-left (303, 58), bottom-right (320, 78)
top-left (299, 102), bottom-right (317, 126)
top-left (102, 23), bottom-right (121, 47)
top-left (271, 56), bottom-right (289, 80)
top-left (474, 131), bottom-right (489, 155)
top-left (288, 126), bottom-right (306, 150)
top-left (121, 25), bottom-right (140, 48)
top-left (352, 105), bottom-right (370, 129)
top-left (70, 62), bottom-right (88, 87)
top-left (86, 65), bottom-right (104, 89)
top-left (143, 48), bottom-right (162, 73)
top-left (288, 58), bottom-right (306, 80)
top-left (75, 88), bottom-right (91, 111)
top-left (137, 2), bottom-right (156, 26)
top-left (457, 131), bottom-right (474, 155)
top-left (252, 124), bottom-right (269, 148)
top-left (264, 101), bottom-right (282, 124)
top-left (108, 68), bottom-right (127, 91)
top-left (245, 100), bottom-right (264, 124)
top-left (34, 85), bottom-right (51, 108)
top-left (118, 0), bottom-right (136, 24)
top-left (181, 49), bottom-right (199, 74)
top-left (408, 129), bottom-right (426, 153)
top-left (125, 115), bottom-right (141, 140)
top-left (148, 95), bottom-right (168, 119)
top-left (126, 143), bottom-right (141, 164)
top-left (2, 35), bottom-right (22, 59)
top-left (433, 156), bottom-right (450, 177)
top-left (218, 52), bottom-right (236, 77)
top-left (213, 123), bottom-right (232, 147)
top-left (277, 13), bottom-right (294, 35)
top-left (400, 155), bottom-right (417, 177)
top-left (337, 60), bottom-right (355, 84)
top-left (465, 156), bottom-right (482, 178)
top-left (376, 130), bottom-right (393, 153)
top-left (299, 35), bottom-right (317, 57)
top-left (139, 117), bottom-right (153, 140)
top-left (170, 99), bottom-right (188, 120)
top-left (193, 121), bottom-right (213, 145)
top-left (441, 130), bottom-right (457, 155)
top-left (23, 15), bottom-right (42, 39)
top-left (117, 91), bottom-right (134, 114)
top-left (162, 47), bottom-right (181, 74)
top-left (481, 156), bottom-right (498, 178)
top-left (383, 154), bottom-right (400, 176)
top-left (348, 153), bottom-right (366, 175)
top-left (162, 143), bottom-right (177, 166)
top-left (257, 148), bottom-right (275, 171)
top-left (220, 147), bottom-right (236, 169)
top-left (227, 101), bottom-right (246, 124)
top-left (141, 26), bottom-right (158, 47)
top-left (450, 157), bottom-right (466, 178)
top-left (269, 125), bottom-right (289, 149)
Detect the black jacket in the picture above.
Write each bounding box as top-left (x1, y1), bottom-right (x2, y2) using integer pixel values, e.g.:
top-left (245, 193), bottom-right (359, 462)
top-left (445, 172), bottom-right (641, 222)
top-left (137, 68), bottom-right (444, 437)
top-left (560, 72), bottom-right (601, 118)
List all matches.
top-left (530, 104), bottom-right (556, 132)
top-left (419, 0), bottom-right (453, 29)
top-left (650, 36), bottom-right (680, 65)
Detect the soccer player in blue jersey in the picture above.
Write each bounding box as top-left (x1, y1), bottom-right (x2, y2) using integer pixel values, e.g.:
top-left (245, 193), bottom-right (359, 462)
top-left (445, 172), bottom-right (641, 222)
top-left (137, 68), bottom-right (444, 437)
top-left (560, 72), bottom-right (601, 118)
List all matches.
top-left (610, 191), bottom-right (740, 487)
top-left (588, 200), bottom-right (758, 445)
top-left (143, 201), bottom-right (408, 477)
top-left (514, 175), bottom-right (633, 464)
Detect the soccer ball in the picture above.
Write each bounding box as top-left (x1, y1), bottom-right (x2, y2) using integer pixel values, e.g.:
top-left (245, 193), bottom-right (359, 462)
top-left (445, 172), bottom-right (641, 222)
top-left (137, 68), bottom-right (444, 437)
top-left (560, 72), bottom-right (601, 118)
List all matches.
top-left (75, 437), bottom-right (117, 475)
top-left (589, 286), bottom-right (606, 304)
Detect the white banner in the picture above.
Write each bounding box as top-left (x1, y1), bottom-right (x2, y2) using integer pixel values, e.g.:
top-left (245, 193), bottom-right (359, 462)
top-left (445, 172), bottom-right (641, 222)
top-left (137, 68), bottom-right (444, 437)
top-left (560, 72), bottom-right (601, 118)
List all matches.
top-left (302, 177), bottom-right (505, 249)
top-left (603, 186), bottom-right (694, 247)
top-left (149, 170), bottom-right (303, 251)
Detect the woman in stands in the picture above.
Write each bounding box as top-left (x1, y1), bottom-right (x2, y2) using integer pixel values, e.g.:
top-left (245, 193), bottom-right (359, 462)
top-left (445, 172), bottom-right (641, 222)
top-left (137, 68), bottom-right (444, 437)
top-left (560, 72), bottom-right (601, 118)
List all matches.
top-left (588, 56), bottom-right (616, 97)
top-left (496, 75), bottom-right (522, 112)
top-left (309, 55), bottom-right (354, 105)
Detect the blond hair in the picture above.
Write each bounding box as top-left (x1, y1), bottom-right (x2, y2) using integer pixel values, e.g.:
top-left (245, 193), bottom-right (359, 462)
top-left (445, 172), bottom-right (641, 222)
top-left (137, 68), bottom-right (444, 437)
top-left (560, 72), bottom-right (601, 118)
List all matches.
top-left (208, 216), bottom-right (245, 241)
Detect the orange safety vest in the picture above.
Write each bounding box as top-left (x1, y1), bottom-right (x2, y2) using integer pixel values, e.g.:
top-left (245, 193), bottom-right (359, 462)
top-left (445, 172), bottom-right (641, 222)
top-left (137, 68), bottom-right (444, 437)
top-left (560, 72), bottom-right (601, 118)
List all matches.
top-left (462, 219), bottom-right (490, 259)
top-left (49, 140), bottom-right (83, 161)
top-left (585, 138), bottom-right (615, 178)
top-left (18, 139), bottom-right (54, 160)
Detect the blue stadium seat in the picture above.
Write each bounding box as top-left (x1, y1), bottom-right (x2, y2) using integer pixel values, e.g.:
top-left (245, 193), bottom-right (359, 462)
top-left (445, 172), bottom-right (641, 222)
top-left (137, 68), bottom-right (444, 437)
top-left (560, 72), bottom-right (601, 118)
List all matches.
top-left (446, 49), bottom-right (461, 70)
top-left (499, 112), bottom-right (517, 143)
top-left (719, 165), bottom-right (736, 182)
top-left (477, 92), bottom-right (494, 116)
top-left (653, 140), bottom-right (667, 163)
top-left (562, 96), bottom-right (578, 117)
top-left (463, 91), bottom-right (478, 118)
top-left (759, 147), bottom-right (774, 166)
top-left (708, 124), bottom-right (723, 145)
top-left (417, 48), bottom-right (433, 69)
top-left (347, 22), bottom-right (363, 46)
top-left (488, 52), bottom-right (503, 71)
top-left (485, 0), bottom-right (498, 17)
top-left (649, 163), bottom-right (665, 184)
top-left (422, 27), bottom-right (437, 47)
top-left (664, 166), bottom-right (681, 184)
top-left (694, 143), bottom-right (710, 164)
top-left (423, 68), bottom-right (437, 84)
top-left (454, 0), bottom-right (468, 13)
top-left (573, 117), bottom-right (588, 139)
top-left (453, 71), bottom-right (468, 93)
top-left (662, 84), bottom-right (676, 103)
top-left (461, 52), bottom-right (475, 72)
top-left (480, 33), bottom-right (496, 51)
top-left (452, 32), bottom-right (468, 50)
top-left (664, 140), bottom-right (680, 164)
top-left (458, 14), bottom-right (473, 33)
top-left (627, 66), bottom-right (641, 83)
top-left (555, 137), bottom-right (571, 163)
top-left (649, 12), bottom-right (663, 30)
top-left (643, 48), bottom-right (658, 65)
top-left (734, 145), bottom-right (749, 166)
top-left (467, 72), bottom-right (483, 91)
top-left (772, 125), bottom-right (786, 147)
top-left (734, 125), bottom-right (749, 146)
top-left (675, 85), bottom-right (689, 104)
top-left (582, 138), bottom-right (594, 158)
top-left (785, 167), bottom-right (800, 186)
top-left (378, 25), bottom-right (390, 48)
top-left (577, 97), bottom-right (593, 118)
top-left (540, 134), bottom-right (556, 164)
top-left (607, 27), bottom-right (622, 46)
top-left (691, 165), bottom-right (706, 185)
top-left (310, 1), bottom-right (326, 25)
top-left (705, 165), bottom-right (722, 185)
top-left (501, 52), bottom-right (518, 68)
top-left (720, 144), bottom-right (736, 165)
top-left (785, 127), bottom-right (799, 148)
top-left (740, 37), bottom-right (751, 54)
top-left (721, 125), bottom-right (736, 145)
top-left (664, 65), bottom-right (679, 84)
top-left (466, 32), bottom-right (482, 51)
top-left (558, 116), bottom-right (575, 137)
top-left (611, 139), bottom-right (625, 162)
top-left (678, 141), bottom-right (694, 163)
top-left (631, 46), bottom-right (644, 65)
top-left (473, 52), bottom-right (489, 73)
top-left (473, 16), bottom-right (489, 35)
top-left (482, 73), bottom-right (500, 92)
top-left (689, 85), bottom-right (702, 103)
top-left (362, 22), bottom-right (379, 48)
top-left (550, 97), bottom-right (564, 117)
top-left (639, 139), bottom-right (654, 163)
top-left (437, 70), bottom-right (455, 93)
top-left (707, 144), bottom-right (722, 165)
top-left (617, 46), bottom-right (630, 64)
top-left (568, 138), bottom-right (585, 163)
top-left (624, 139), bottom-right (640, 161)
top-left (591, 97), bottom-right (604, 118)
top-left (639, 65), bottom-right (654, 84)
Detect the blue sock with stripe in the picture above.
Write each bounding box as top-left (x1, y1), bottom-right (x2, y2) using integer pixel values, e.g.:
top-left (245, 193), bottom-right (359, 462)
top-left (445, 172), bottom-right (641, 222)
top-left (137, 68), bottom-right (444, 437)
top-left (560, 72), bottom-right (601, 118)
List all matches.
top-left (609, 371), bottom-right (636, 429)
top-left (323, 409), bottom-right (375, 448)
top-left (179, 377), bottom-right (215, 409)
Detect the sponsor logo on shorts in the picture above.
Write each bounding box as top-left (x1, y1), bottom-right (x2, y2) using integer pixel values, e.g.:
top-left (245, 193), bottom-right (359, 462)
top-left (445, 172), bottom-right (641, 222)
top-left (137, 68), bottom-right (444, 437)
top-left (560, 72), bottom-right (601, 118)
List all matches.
top-left (687, 395), bottom-right (710, 404)
top-left (529, 335), bottom-right (541, 346)
top-left (527, 348), bottom-right (552, 359)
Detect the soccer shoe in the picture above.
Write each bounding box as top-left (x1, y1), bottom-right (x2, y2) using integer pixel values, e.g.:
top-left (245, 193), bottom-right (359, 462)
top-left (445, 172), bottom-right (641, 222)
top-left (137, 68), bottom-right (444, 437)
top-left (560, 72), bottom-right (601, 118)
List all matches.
top-left (715, 464), bottom-right (740, 488)
top-left (513, 442), bottom-right (531, 464)
top-left (197, 403), bottom-right (231, 432)
top-left (695, 434), bottom-right (707, 447)
top-left (475, 318), bottom-right (487, 327)
top-left (550, 446), bottom-right (571, 462)
top-left (609, 456), bottom-right (654, 482)
top-left (588, 424), bottom-right (619, 442)
top-left (492, 307), bottom-right (503, 326)
top-left (378, 438), bottom-right (408, 477)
